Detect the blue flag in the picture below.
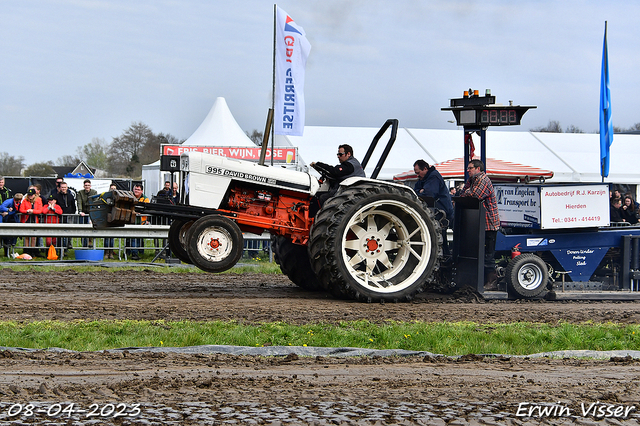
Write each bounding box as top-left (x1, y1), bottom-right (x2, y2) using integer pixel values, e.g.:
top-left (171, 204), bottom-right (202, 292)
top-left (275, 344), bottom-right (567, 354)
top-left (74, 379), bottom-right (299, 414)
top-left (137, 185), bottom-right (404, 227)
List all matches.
top-left (600, 21), bottom-right (613, 178)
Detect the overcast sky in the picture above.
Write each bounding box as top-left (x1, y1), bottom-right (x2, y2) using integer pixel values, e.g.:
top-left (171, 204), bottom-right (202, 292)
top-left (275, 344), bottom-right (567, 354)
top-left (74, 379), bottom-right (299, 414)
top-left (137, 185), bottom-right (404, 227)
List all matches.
top-left (1, 0), bottom-right (639, 166)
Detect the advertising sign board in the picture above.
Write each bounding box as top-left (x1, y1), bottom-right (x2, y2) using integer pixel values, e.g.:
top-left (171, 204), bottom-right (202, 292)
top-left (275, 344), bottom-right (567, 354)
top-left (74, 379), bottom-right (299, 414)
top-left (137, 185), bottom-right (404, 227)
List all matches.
top-left (161, 145), bottom-right (297, 164)
top-left (495, 184), bottom-right (610, 229)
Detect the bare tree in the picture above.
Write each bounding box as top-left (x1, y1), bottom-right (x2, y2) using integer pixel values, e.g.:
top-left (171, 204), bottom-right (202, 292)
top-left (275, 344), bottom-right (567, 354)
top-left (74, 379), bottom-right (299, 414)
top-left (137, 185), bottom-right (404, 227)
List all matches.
top-left (57, 155), bottom-right (81, 167)
top-left (23, 161), bottom-right (56, 177)
top-left (108, 122), bottom-right (154, 178)
top-left (138, 132), bottom-right (183, 167)
top-left (565, 125), bottom-right (584, 133)
top-left (0, 152), bottom-right (26, 176)
top-left (531, 120), bottom-right (563, 133)
top-left (624, 123), bottom-right (640, 132)
top-left (246, 130), bottom-right (264, 146)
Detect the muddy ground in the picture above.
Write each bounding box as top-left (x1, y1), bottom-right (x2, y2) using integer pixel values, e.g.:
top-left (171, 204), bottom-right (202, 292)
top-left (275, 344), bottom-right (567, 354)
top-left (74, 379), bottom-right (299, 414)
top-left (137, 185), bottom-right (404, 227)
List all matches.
top-left (1, 269), bottom-right (640, 425)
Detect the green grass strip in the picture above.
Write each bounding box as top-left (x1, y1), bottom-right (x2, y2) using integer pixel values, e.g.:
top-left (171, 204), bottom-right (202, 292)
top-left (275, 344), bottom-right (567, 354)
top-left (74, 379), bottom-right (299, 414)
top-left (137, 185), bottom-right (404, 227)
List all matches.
top-left (1, 320), bottom-right (639, 355)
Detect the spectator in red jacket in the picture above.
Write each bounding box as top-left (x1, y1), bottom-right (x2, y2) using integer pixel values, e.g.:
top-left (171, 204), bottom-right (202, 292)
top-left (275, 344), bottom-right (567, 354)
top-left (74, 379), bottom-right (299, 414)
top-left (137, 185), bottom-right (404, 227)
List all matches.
top-left (19, 188), bottom-right (43, 256)
top-left (42, 194), bottom-right (63, 247)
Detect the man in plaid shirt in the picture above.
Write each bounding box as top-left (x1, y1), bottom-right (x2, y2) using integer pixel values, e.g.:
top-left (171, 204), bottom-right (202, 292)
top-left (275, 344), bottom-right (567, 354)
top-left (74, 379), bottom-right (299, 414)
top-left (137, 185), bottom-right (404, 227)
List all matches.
top-left (461, 159), bottom-right (500, 289)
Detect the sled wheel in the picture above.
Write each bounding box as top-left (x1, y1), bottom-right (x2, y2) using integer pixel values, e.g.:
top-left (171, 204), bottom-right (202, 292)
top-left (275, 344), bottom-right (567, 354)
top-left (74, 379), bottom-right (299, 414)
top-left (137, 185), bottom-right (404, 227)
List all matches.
top-left (309, 183), bottom-right (442, 302)
top-left (168, 219), bottom-right (194, 264)
top-left (185, 215), bottom-right (243, 273)
top-left (505, 253), bottom-right (549, 298)
top-left (272, 236), bottom-right (323, 291)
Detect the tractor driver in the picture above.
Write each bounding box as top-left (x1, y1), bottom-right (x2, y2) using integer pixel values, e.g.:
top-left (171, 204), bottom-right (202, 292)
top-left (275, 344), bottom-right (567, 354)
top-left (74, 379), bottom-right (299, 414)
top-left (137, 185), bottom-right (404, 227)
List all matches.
top-left (310, 144), bottom-right (366, 209)
top-left (310, 144), bottom-right (365, 206)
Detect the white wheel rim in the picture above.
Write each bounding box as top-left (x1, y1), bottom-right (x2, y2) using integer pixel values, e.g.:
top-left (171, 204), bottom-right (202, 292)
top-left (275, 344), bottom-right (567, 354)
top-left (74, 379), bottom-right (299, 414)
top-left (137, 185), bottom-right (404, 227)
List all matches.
top-left (517, 263), bottom-right (544, 290)
top-left (341, 200), bottom-right (432, 293)
top-left (195, 226), bottom-right (234, 262)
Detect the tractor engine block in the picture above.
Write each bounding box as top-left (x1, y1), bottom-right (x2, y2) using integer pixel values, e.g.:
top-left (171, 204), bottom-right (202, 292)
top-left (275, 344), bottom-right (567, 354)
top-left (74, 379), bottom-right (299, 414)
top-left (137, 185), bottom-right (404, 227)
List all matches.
top-left (225, 186), bottom-right (313, 243)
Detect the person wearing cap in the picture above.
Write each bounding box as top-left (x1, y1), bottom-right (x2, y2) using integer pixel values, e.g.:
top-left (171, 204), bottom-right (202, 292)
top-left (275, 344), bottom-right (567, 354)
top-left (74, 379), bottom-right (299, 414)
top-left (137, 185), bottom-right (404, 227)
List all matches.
top-left (19, 188), bottom-right (43, 256)
top-left (42, 194), bottom-right (63, 249)
top-left (0, 192), bottom-right (22, 257)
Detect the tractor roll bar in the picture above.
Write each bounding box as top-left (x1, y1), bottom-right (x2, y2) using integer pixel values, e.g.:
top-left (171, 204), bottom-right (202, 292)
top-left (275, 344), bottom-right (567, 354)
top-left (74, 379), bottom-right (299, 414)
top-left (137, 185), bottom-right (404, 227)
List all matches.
top-left (360, 119), bottom-right (399, 180)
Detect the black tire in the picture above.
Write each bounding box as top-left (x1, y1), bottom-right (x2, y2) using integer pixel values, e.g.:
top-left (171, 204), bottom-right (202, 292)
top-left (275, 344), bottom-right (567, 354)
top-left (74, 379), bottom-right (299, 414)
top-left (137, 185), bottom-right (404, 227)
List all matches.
top-left (308, 183), bottom-right (442, 302)
top-left (272, 236), bottom-right (323, 291)
top-left (168, 219), bottom-right (194, 264)
top-left (505, 253), bottom-right (549, 298)
top-left (185, 215), bottom-right (243, 273)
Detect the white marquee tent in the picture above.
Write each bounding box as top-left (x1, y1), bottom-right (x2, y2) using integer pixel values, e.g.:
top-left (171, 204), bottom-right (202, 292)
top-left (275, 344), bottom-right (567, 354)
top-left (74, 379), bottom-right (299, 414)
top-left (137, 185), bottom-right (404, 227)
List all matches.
top-left (143, 97), bottom-right (259, 193)
top-left (182, 97), bottom-right (256, 147)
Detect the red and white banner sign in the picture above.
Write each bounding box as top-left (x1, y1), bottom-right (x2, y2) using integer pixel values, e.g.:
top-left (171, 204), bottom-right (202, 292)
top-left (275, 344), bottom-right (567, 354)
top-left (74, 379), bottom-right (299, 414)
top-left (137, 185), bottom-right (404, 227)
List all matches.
top-left (162, 145), bottom-right (297, 163)
top-left (274, 6), bottom-right (311, 136)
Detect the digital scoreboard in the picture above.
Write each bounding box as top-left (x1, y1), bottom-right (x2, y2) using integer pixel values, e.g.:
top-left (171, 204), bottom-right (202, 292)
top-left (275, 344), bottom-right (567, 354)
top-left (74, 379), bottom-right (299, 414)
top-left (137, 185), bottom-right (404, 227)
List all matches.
top-left (442, 90), bottom-right (535, 129)
top-left (455, 106), bottom-right (532, 127)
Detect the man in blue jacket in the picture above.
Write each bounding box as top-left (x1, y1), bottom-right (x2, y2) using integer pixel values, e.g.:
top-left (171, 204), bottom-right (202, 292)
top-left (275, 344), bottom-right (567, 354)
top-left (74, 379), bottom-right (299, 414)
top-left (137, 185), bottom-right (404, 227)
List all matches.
top-left (1, 193), bottom-right (23, 257)
top-left (413, 159), bottom-right (454, 255)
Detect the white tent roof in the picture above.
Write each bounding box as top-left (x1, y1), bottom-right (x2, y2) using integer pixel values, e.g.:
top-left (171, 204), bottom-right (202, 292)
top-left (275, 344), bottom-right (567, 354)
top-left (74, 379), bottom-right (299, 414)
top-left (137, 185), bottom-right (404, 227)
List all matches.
top-left (280, 125), bottom-right (640, 184)
top-left (184, 97), bottom-right (255, 147)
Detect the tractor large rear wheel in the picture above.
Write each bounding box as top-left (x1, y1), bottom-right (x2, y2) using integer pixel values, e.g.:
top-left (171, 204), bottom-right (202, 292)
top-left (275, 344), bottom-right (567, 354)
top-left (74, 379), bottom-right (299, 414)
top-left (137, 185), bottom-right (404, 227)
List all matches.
top-left (186, 215), bottom-right (244, 273)
top-left (272, 236), bottom-right (323, 291)
top-left (309, 183), bottom-right (442, 302)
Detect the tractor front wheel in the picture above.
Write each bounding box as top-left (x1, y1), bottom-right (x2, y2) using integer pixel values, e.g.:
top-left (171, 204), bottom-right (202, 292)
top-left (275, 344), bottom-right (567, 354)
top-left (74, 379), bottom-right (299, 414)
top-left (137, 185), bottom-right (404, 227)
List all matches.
top-left (186, 215), bottom-right (244, 273)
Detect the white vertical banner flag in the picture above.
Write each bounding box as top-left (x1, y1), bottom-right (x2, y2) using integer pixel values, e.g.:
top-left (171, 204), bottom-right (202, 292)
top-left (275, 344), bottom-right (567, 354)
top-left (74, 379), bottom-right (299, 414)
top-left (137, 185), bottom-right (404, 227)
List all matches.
top-left (274, 6), bottom-right (311, 136)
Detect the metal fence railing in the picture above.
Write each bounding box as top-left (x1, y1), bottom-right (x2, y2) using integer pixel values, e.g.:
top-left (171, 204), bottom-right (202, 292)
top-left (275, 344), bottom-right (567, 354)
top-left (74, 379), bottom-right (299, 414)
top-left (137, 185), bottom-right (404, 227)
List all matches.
top-left (1, 214), bottom-right (272, 262)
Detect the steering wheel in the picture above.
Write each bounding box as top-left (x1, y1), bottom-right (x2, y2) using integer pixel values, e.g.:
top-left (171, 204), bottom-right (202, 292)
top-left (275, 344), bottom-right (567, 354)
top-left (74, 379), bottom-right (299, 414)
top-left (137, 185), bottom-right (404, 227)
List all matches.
top-left (311, 164), bottom-right (335, 185)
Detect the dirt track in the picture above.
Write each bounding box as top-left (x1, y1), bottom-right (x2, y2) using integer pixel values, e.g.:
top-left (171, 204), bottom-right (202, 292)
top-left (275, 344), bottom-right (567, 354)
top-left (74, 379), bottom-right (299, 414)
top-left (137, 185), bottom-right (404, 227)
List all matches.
top-left (1, 269), bottom-right (640, 425)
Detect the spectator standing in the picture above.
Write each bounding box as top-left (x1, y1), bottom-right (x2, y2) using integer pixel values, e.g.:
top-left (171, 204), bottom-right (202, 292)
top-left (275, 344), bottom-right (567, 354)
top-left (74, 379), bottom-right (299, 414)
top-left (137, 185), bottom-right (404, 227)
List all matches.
top-left (154, 180), bottom-right (173, 257)
top-left (171, 182), bottom-right (180, 205)
top-left (0, 193), bottom-right (23, 257)
top-left (42, 194), bottom-right (63, 249)
top-left (460, 159), bottom-right (500, 290)
top-left (624, 192), bottom-right (640, 211)
top-left (104, 183), bottom-right (117, 259)
top-left (620, 195), bottom-right (638, 224)
top-left (19, 188), bottom-right (43, 256)
top-left (130, 184), bottom-right (150, 260)
top-left (33, 184), bottom-right (47, 251)
top-left (33, 184), bottom-right (47, 205)
top-left (0, 177), bottom-right (11, 203)
top-left (76, 179), bottom-right (97, 247)
top-left (49, 178), bottom-right (63, 198)
top-left (55, 181), bottom-right (77, 249)
top-left (610, 197), bottom-right (624, 223)
top-left (156, 181), bottom-right (172, 201)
